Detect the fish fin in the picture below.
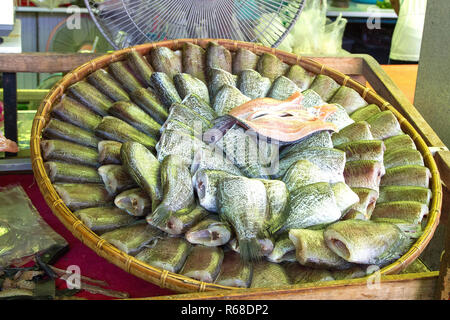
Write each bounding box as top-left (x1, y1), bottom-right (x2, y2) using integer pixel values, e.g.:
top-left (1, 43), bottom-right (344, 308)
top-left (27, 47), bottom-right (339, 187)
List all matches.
top-left (239, 238), bottom-right (262, 262)
top-left (151, 204), bottom-right (173, 226)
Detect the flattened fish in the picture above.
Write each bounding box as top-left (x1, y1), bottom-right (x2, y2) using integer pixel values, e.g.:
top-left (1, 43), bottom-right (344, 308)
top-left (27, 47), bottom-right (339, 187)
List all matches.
top-left (185, 215), bottom-right (232, 247)
top-left (215, 250), bottom-right (252, 288)
top-left (180, 245), bottom-right (224, 283)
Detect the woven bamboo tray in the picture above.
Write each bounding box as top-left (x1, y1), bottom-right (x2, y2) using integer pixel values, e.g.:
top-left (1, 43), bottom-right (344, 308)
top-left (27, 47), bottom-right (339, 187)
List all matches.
top-left (30, 38), bottom-right (443, 293)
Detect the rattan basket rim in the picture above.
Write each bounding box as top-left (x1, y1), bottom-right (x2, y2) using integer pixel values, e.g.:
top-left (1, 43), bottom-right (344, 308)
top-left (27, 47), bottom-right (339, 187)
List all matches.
top-left (30, 38), bottom-right (442, 294)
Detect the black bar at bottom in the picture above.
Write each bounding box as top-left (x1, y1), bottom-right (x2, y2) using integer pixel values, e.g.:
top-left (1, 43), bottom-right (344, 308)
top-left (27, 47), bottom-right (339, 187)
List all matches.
top-left (3, 72), bottom-right (18, 157)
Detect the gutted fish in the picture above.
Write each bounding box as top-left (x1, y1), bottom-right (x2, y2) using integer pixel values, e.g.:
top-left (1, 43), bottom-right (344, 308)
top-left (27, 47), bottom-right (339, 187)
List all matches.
top-left (182, 42), bottom-right (207, 83)
top-left (41, 139), bottom-right (99, 168)
top-left (53, 183), bottom-right (112, 211)
top-left (284, 262), bottom-right (334, 284)
top-left (335, 140), bottom-right (385, 163)
top-left (329, 86), bottom-right (368, 114)
top-left (238, 69), bottom-right (272, 99)
top-left (52, 96), bottom-right (102, 132)
top-left (371, 201), bottom-right (429, 224)
top-left (232, 48), bottom-right (259, 75)
top-left (215, 250), bottom-right (252, 288)
top-left (45, 161), bottom-right (102, 184)
top-left (87, 68), bottom-right (130, 102)
top-left (67, 81), bottom-right (112, 116)
top-left (282, 160), bottom-right (329, 192)
top-left (256, 53), bottom-right (289, 82)
top-left (285, 64), bottom-right (316, 91)
top-left (384, 148), bottom-right (424, 169)
top-left (267, 76), bottom-right (301, 101)
top-left (43, 118), bottom-right (100, 148)
top-left (157, 205), bottom-right (210, 236)
top-left (114, 188), bottom-right (151, 217)
top-left (73, 206), bottom-right (136, 233)
top-left (349, 104), bottom-right (381, 122)
top-left (380, 165), bottom-right (431, 188)
top-left (130, 88), bottom-right (168, 125)
top-left (250, 260), bottom-right (290, 288)
top-left (98, 140), bottom-right (122, 165)
top-left (98, 164), bottom-right (136, 196)
top-left (366, 110), bottom-right (402, 140)
top-left (344, 160), bottom-right (384, 192)
top-left (384, 134), bottom-right (416, 153)
top-left (332, 121), bottom-right (374, 147)
top-left (149, 47), bottom-right (182, 80)
top-left (173, 73), bottom-right (210, 104)
top-left (378, 186), bottom-right (432, 205)
top-left (180, 245), bottom-right (224, 283)
top-left (331, 182), bottom-right (360, 215)
top-left (185, 214), bottom-right (232, 246)
top-left (266, 233), bottom-right (296, 263)
top-left (309, 75), bottom-right (341, 101)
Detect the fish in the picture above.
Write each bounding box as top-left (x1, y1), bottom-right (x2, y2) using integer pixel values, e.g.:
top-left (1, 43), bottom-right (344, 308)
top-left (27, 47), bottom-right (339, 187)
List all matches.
top-left (108, 101), bottom-right (161, 138)
top-left (206, 41), bottom-right (232, 74)
top-left (127, 50), bottom-right (154, 88)
top-left (214, 250), bottom-right (252, 288)
top-left (331, 121), bottom-right (374, 147)
top-left (349, 104), bottom-right (381, 122)
top-left (250, 260), bottom-right (290, 288)
top-left (238, 69), bottom-right (272, 100)
top-left (86, 68), bottom-right (130, 102)
top-left (228, 237), bottom-right (274, 257)
top-left (150, 155), bottom-right (196, 226)
top-left (180, 245), bottom-right (224, 283)
top-left (193, 169), bottom-right (238, 213)
top-left (371, 201), bottom-right (429, 224)
top-left (66, 81), bottom-right (113, 116)
top-left (130, 88), bottom-right (169, 125)
top-left (45, 161), bottom-right (102, 184)
top-left (331, 266), bottom-right (367, 280)
top-left (300, 89), bottom-right (326, 108)
top-left (108, 61), bottom-right (144, 93)
top-left (378, 186), bottom-right (432, 205)
top-left (324, 219), bottom-right (419, 266)
top-left (95, 116), bottom-right (157, 151)
top-left (335, 140), bottom-right (385, 163)
top-left (232, 48), bottom-right (259, 75)
top-left (343, 160), bottom-right (384, 192)
top-left (173, 73), bottom-right (210, 104)
top-left (73, 206), bottom-right (137, 233)
top-left (366, 110), bottom-right (403, 140)
top-left (267, 76), bottom-right (300, 101)
top-left (384, 148), bottom-right (424, 169)
top-left (162, 103), bottom-right (211, 135)
top-left (276, 147), bottom-right (346, 183)
top-left (285, 64), bottom-right (316, 91)
top-left (101, 221), bottom-right (164, 255)
top-left (52, 96), bottom-right (102, 132)
top-left (329, 86), bottom-right (368, 114)
top-left (181, 94), bottom-right (217, 121)
top-left (380, 165), bottom-right (431, 188)
top-left (331, 182), bottom-right (360, 215)
top-left (279, 182), bottom-right (342, 232)
top-left (289, 229), bottom-right (353, 269)
top-left (282, 160), bottom-right (329, 192)
top-left (344, 187), bottom-right (379, 220)
top-left (280, 131), bottom-right (333, 159)
top-left (309, 75), bottom-right (341, 101)
top-left (256, 53), bottom-right (290, 82)
top-left (213, 84), bottom-right (250, 116)
top-left (41, 139), bottom-right (99, 168)
top-left (162, 119), bottom-right (197, 136)
top-left (158, 205), bottom-right (210, 236)
top-left (342, 210), bottom-right (369, 221)
top-left (217, 176), bottom-right (269, 262)
top-left (98, 140), bottom-right (122, 165)
top-left (191, 147), bottom-right (242, 176)
top-left (266, 233), bottom-right (296, 263)
top-left (149, 72), bottom-right (182, 108)
top-left (208, 68), bottom-right (237, 102)
top-left (114, 188), bottom-right (151, 217)
top-left (135, 237), bottom-right (191, 273)
top-left (383, 134), bottom-right (417, 153)
top-left (53, 183), bottom-right (112, 211)
top-left (258, 179), bottom-right (289, 234)
top-left (323, 104), bottom-right (355, 130)
top-left (43, 118), bottom-right (100, 148)
top-left (98, 164), bottom-right (137, 196)
top-left (182, 42), bottom-right (207, 83)
top-left (120, 141), bottom-right (162, 211)
top-left (149, 46), bottom-right (182, 80)
top-left (284, 262), bottom-right (334, 284)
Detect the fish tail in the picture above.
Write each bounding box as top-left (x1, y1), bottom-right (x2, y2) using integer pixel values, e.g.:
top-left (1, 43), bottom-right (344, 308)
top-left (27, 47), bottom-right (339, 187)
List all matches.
top-left (151, 203), bottom-right (173, 226)
top-left (239, 238), bottom-right (262, 263)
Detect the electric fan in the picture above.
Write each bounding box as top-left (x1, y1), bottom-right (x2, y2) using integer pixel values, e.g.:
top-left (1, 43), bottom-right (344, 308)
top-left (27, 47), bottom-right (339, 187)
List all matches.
top-left (84, 0), bottom-right (305, 49)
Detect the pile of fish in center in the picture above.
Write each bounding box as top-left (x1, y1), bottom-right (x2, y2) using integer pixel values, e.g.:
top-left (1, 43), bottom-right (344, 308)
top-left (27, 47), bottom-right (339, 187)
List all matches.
top-left (40, 41), bottom-right (432, 288)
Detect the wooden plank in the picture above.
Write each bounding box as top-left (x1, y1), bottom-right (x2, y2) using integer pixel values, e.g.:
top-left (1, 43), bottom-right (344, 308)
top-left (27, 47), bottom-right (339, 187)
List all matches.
top-left (436, 194), bottom-right (450, 300)
top-left (0, 89), bottom-right (49, 102)
top-left (144, 272), bottom-right (439, 300)
top-left (435, 151), bottom-right (450, 188)
top-left (307, 55), bottom-right (364, 75)
top-left (0, 53), bottom-right (102, 73)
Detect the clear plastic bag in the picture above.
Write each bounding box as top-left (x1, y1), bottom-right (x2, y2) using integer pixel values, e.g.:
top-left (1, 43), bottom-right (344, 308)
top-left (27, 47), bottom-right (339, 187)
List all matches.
top-left (0, 185), bottom-right (67, 267)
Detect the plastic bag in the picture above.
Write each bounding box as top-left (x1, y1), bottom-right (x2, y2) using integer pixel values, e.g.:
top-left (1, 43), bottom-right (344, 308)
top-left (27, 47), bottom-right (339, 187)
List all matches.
top-left (0, 185), bottom-right (67, 267)
top-left (0, 132), bottom-right (18, 153)
top-left (30, 0), bottom-right (71, 9)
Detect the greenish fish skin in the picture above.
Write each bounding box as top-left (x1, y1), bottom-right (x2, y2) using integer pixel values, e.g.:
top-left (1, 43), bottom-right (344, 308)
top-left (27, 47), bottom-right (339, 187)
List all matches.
top-left (86, 68), bottom-right (130, 102)
top-left (149, 46), bottom-right (182, 80)
top-left (181, 93), bottom-right (217, 121)
top-left (108, 101), bottom-right (161, 138)
top-left (380, 165), bottom-right (431, 188)
top-left (191, 147), bottom-right (242, 177)
top-left (150, 72), bottom-right (182, 108)
top-left (135, 237), bottom-right (191, 273)
top-left (383, 134), bottom-right (416, 153)
top-left (332, 121), bottom-right (374, 147)
top-left (335, 140), bottom-right (385, 163)
top-left (213, 84), bottom-right (251, 116)
top-left (343, 160), bottom-right (384, 193)
top-left (258, 179), bottom-right (289, 235)
top-left (349, 104), bottom-right (381, 122)
top-left (215, 250), bottom-right (253, 288)
top-left (150, 155), bottom-right (196, 227)
top-left (208, 68), bottom-right (238, 101)
top-left (217, 176), bottom-right (269, 262)
top-left (366, 110), bottom-right (403, 140)
top-left (284, 262), bottom-right (334, 284)
top-left (228, 237), bottom-right (274, 257)
top-left (300, 89), bottom-right (326, 108)
top-left (331, 182), bottom-right (360, 216)
top-left (41, 139), bottom-right (99, 168)
top-left (185, 215), bottom-right (232, 247)
top-left (371, 201), bottom-right (429, 225)
top-left (114, 187), bottom-right (151, 217)
top-left (378, 186), bottom-right (432, 205)
top-left (52, 96), bottom-right (102, 132)
top-left (158, 205), bottom-right (210, 236)
top-left (130, 88), bottom-right (169, 125)
top-left (94, 116), bottom-right (157, 151)
top-left (309, 75), bottom-right (341, 101)
top-left (120, 141), bottom-right (162, 212)
top-left (98, 164), bottom-right (137, 196)
top-left (256, 53), bottom-right (290, 83)
top-left (232, 48), bottom-right (259, 75)
top-left (73, 206), bottom-right (137, 233)
top-left (267, 75), bottom-right (301, 101)
top-left (67, 81), bottom-right (113, 116)
top-left (206, 42), bottom-right (232, 75)
top-left (250, 260), bottom-right (290, 288)
top-left (45, 161), bottom-right (102, 184)
top-left (53, 183), bottom-right (112, 211)
top-left (331, 266), bottom-right (367, 280)
top-left (285, 64), bottom-right (316, 91)
top-left (289, 228), bottom-right (353, 270)
top-left (324, 219), bottom-right (417, 266)
top-left (280, 131), bottom-right (333, 159)
top-left (173, 73), bottom-right (210, 104)
top-left (384, 148), bottom-right (424, 169)
top-left (329, 86), bottom-right (368, 114)
top-left (101, 221), bottom-right (163, 255)
top-left (108, 61), bottom-right (144, 93)
top-left (180, 245), bottom-right (224, 283)
top-left (282, 160), bottom-right (329, 193)
top-left (324, 104), bottom-right (355, 130)
top-left (127, 50), bottom-right (154, 88)
top-left (43, 118), bottom-right (100, 148)
top-left (345, 187), bottom-right (379, 220)
top-left (266, 233), bottom-right (296, 263)
top-left (182, 42), bottom-right (207, 84)
top-left (98, 140), bottom-right (122, 165)
top-left (238, 69), bottom-right (272, 100)
top-left (161, 103), bottom-right (211, 135)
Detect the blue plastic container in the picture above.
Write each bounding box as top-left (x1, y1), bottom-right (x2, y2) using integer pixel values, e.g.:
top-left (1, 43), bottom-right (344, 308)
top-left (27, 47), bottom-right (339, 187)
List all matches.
top-left (352, 0), bottom-right (378, 4)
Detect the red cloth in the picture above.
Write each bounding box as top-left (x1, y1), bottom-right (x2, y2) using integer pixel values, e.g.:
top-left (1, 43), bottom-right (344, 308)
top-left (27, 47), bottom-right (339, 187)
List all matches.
top-left (0, 174), bottom-right (175, 299)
